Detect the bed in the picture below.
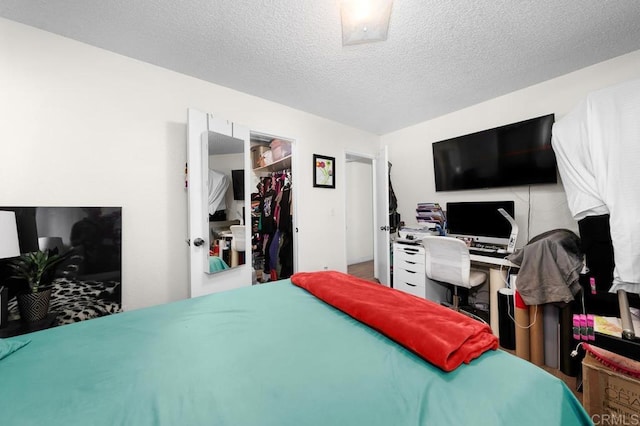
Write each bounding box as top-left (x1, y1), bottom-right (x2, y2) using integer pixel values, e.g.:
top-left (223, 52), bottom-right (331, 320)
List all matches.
top-left (0, 273), bottom-right (590, 425)
top-left (209, 255), bottom-right (230, 272)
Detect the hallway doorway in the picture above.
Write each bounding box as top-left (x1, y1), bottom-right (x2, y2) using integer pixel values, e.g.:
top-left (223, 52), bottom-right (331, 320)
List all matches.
top-left (347, 260), bottom-right (377, 282)
top-left (345, 152), bottom-right (374, 280)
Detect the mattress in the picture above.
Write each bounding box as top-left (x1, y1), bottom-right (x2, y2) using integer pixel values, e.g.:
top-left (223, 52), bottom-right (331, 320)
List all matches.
top-left (0, 279), bottom-right (589, 425)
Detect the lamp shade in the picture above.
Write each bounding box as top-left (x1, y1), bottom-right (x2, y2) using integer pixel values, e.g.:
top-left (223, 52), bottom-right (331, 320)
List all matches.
top-left (38, 237), bottom-right (64, 254)
top-left (0, 211), bottom-right (21, 259)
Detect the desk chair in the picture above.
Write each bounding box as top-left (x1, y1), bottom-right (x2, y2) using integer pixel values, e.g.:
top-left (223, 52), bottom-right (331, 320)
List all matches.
top-left (229, 225), bottom-right (246, 252)
top-left (422, 236), bottom-right (487, 311)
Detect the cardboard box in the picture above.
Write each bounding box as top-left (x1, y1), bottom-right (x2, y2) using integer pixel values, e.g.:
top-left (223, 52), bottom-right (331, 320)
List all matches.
top-left (269, 139), bottom-right (291, 161)
top-left (250, 145), bottom-right (270, 169)
top-left (583, 350), bottom-right (640, 425)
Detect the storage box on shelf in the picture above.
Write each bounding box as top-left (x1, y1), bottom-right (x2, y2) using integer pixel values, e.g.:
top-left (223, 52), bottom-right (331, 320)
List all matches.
top-left (253, 155), bottom-right (291, 174)
top-left (251, 145), bottom-right (270, 169)
top-left (251, 140), bottom-right (292, 173)
top-left (270, 139), bottom-right (291, 162)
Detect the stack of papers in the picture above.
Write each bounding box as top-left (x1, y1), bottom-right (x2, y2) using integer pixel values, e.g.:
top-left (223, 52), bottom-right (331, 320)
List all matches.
top-left (594, 308), bottom-right (640, 338)
top-left (416, 203), bottom-right (445, 228)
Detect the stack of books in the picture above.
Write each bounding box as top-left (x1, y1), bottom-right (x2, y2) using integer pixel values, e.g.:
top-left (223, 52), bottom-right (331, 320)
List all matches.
top-left (416, 203), bottom-right (445, 228)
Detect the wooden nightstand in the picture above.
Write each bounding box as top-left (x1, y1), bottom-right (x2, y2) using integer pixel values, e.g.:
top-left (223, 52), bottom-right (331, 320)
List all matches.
top-left (0, 313), bottom-right (58, 338)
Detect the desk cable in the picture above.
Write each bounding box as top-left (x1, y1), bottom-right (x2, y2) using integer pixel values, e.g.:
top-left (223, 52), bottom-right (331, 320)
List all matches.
top-left (499, 262), bottom-right (538, 329)
top-left (507, 300), bottom-right (538, 329)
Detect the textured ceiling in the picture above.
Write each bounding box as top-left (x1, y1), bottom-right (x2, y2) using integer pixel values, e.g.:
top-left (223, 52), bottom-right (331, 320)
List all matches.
top-left (2, 1), bottom-right (640, 135)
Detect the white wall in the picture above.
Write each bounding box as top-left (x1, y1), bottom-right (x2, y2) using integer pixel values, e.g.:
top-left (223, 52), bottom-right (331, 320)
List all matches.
top-left (345, 160), bottom-right (373, 264)
top-left (0, 18), bottom-right (379, 310)
top-left (382, 50), bottom-right (640, 246)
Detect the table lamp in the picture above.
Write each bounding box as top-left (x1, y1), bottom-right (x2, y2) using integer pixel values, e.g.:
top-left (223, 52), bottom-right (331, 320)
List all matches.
top-left (0, 211), bottom-right (21, 328)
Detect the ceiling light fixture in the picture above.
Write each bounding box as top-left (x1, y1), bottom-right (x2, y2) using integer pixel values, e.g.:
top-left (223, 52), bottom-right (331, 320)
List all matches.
top-left (340, 0), bottom-right (394, 46)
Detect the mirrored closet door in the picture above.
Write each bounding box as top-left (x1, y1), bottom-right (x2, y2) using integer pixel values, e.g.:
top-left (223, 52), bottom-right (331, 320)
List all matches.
top-left (187, 109), bottom-right (297, 297)
top-left (187, 109), bottom-right (251, 297)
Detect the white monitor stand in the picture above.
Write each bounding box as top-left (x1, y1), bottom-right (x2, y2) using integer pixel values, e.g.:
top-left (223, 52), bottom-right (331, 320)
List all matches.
top-left (497, 208), bottom-right (518, 253)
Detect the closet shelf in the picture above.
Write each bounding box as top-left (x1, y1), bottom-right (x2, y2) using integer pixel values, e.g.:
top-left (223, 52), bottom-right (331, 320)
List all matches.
top-left (253, 155), bottom-right (291, 174)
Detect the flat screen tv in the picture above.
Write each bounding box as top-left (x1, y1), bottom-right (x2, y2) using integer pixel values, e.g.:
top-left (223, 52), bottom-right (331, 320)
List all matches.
top-left (231, 169), bottom-right (244, 200)
top-left (0, 206), bottom-right (122, 328)
top-left (432, 114), bottom-right (557, 191)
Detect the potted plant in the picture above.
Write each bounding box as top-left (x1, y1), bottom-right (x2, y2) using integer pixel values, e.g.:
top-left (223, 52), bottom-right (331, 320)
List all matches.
top-left (8, 249), bottom-right (69, 322)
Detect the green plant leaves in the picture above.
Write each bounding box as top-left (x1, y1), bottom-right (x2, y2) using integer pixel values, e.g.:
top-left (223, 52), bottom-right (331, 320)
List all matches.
top-left (8, 250), bottom-right (69, 293)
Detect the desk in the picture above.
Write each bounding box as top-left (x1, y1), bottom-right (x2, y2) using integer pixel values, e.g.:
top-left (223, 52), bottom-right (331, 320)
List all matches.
top-left (470, 254), bottom-right (519, 337)
top-left (393, 240), bottom-right (518, 337)
top-left (393, 239), bottom-right (519, 337)
top-left (470, 254), bottom-right (518, 268)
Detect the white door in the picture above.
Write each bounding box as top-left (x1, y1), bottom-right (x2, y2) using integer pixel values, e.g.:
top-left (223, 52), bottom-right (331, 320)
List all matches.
top-left (187, 108), bottom-right (252, 297)
top-left (374, 146), bottom-right (391, 286)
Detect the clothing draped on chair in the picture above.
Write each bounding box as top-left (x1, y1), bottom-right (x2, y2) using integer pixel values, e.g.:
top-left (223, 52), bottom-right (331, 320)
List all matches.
top-left (506, 229), bottom-right (583, 305)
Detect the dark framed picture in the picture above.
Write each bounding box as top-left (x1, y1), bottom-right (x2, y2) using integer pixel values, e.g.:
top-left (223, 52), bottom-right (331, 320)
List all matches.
top-left (313, 154), bottom-right (335, 188)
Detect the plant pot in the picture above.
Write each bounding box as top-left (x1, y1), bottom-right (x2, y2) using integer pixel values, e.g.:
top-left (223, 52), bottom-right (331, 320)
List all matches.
top-left (17, 288), bottom-right (52, 322)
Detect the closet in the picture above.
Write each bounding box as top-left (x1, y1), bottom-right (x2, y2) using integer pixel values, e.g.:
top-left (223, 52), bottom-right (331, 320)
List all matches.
top-left (250, 134), bottom-right (295, 283)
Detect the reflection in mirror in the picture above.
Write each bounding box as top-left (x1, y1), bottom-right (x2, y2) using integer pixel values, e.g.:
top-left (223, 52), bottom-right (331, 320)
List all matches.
top-left (0, 206), bottom-right (122, 334)
top-left (206, 131), bottom-right (247, 274)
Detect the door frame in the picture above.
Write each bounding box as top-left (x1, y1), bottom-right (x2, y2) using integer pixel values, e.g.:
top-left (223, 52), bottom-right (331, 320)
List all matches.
top-left (343, 150), bottom-right (387, 281)
top-left (250, 130), bottom-right (299, 276)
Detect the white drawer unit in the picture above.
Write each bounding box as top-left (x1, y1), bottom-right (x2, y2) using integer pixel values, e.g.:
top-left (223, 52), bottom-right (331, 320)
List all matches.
top-left (394, 267), bottom-right (426, 287)
top-left (394, 268), bottom-right (426, 298)
top-left (393, 242), bottom-right (449, 303)
top-left (394, 244), bottom-right (425, 264)
top-left (393, 243), bottom-right (426, 298)
top-left (394, 279), bottom-right (425, 298)
top-left (395, 257), bottom-right (424, 273)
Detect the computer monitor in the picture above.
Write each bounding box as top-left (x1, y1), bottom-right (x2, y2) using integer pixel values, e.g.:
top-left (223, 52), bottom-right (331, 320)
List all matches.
top-left (445, 201), bottom-right (515, 247)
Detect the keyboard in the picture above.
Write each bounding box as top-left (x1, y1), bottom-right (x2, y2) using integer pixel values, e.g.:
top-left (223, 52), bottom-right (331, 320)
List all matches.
top-left (469, 247), bottom-right (508, 258)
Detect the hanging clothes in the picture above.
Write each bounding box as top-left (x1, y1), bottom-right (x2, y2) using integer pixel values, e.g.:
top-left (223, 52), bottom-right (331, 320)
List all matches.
top-left (253, 169), bottom-right (293, 281)
top-left (208, 169), bottom-right (230, 216)
top-left (388, 162), bottom-right (401, 232)
top-left (278, 187), bottom-right (293, 233)
top-left (259, 177), bottom-right (276, 235)
top-left (279, 231), bottom-right (294, 278)
top-left (552, 79), bottom-right (640, 293)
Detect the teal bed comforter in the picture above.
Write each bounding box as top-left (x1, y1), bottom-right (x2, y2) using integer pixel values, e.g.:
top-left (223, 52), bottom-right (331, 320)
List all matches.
top-left (0, 280), bottom-right (590, 425)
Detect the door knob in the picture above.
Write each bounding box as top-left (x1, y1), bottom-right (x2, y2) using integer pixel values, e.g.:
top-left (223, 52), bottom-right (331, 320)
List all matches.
top-left (193, 238), bottom-right (205, 247)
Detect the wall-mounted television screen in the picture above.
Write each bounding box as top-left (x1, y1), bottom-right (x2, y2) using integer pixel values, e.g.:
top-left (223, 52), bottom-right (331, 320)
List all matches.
top-left (432, 114), bottom-right (557, 191)
top-left (231, 169), bottom-right (244, 200)
top-left (0, 206), bottom-right (122, 330)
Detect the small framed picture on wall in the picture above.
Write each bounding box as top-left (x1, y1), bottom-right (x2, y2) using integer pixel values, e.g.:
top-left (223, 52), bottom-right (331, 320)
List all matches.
top-left (313, 154), bottom-right (335, 188)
